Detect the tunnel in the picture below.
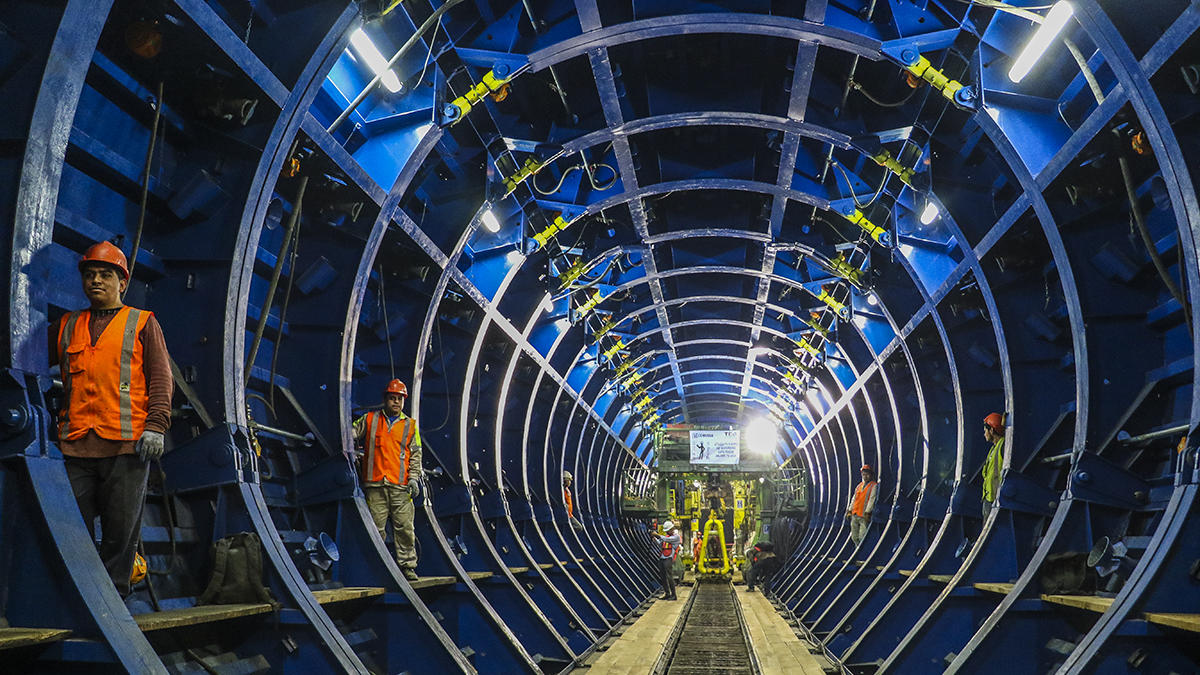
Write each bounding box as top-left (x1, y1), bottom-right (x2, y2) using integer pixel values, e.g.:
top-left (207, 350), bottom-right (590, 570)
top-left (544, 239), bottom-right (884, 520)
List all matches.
top-left (1, 0), bottom-right (1198, 673)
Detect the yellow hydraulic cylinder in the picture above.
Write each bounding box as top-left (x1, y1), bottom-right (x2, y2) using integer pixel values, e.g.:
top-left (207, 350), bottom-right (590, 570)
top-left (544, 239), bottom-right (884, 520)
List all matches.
top-left (828, 253), bottom-right (865, 286)
top-left (634, 395), bottom-right (653, 411)
top-left (841, 207), bottom-right (889, 244)
top-left (796, 336), bottom-right (821, 357)
top-left (805, 313), bottom-right (831, 338)
top-left (503, 156), bottom-right (544, 194)
top-left (444, 68), bottom-right (515, 124)
top-left (593, 316), bottom-right (618, 340)
top-left (577, 289), bottom-right (604, 315)
top-left (871, 149), bottom-right (918, 190)
top-left (817, 286), bottom-right (849, 317)
top-left (602, 339), bottom-right (626, 361)
top-left (905, 55), bottom-right (966, 103)
top-left (621, 370), bottom-right (644, 390)
top-left (533, 214), bottom-right (574, 250)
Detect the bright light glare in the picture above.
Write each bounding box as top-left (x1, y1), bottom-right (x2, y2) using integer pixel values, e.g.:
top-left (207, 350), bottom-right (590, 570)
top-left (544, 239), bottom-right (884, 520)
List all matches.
top-left (744, 417), bottom-right (779, 455)
top-left (866, 292), bottom-right (878, 307)
top-left (481, 208), bottom-right (501, 233)
top-left (1008, 2), bottom-right (1074, 83)
top-left (854, 314), bottom-right (868, 329)
top-left (540, 292), bottom-right (554, 313)
top-left (555, 317), bottom-right (570, 329)
top-left (349, 29), bottom-right (403, 93)
top-left (920, 201), bottom-right (939, 225)
top-left (805, 387), bottom-right (824, 407)
top-left (506, 250), bottom-right (525, 265)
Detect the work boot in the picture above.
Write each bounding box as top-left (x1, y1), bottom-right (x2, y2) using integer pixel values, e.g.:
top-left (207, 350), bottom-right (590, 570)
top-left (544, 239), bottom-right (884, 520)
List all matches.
top-left (404, 569), bottom-right (419, 581)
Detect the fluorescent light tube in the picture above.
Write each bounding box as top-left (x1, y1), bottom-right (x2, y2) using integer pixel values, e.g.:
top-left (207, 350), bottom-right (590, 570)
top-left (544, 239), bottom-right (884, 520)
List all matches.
top-left (1008, 2), bottom-right (1074, 83)
top-left (350, 28), bottom-right (403, 93)
top-left (920, 201), bottom-right (939, 225)
top-left (481, 208), bottom-right (501, 233)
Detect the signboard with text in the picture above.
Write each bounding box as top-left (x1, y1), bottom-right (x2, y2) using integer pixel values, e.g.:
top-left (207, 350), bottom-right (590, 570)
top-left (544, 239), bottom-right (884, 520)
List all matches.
top-left (689, 429), bottom-right (740, 465)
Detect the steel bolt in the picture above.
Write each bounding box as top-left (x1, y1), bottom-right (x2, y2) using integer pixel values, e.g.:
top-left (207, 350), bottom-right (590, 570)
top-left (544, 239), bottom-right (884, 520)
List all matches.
top-left (1075, 471), bottom-right (1091, 484)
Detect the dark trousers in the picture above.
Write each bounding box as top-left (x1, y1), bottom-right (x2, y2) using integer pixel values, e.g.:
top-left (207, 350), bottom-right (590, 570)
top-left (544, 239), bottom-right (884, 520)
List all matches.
top-left (659, 557), bottom-right (676, 599)
top-left (65, 455), bottom-right (149, 597)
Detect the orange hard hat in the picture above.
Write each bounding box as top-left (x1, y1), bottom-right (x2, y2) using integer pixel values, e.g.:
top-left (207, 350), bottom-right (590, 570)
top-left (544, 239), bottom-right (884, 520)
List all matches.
top-left (861, 464), bottom-right (873, 473)
top-left (79, 241), bottom-right (130, 280)
top-left (984, 413), bottom-right (1004, 431)
top-left (384, 379), bottom-right (408, 397)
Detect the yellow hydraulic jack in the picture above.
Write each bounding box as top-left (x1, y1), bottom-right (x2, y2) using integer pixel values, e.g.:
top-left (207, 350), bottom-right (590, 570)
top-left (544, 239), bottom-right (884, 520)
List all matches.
top-left (696, 512), bottom-right (731, 577)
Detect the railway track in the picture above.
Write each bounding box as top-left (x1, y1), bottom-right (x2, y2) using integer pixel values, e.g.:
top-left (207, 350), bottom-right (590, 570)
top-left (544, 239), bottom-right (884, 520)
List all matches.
top-left (654, 580), bottom-right (760, 675)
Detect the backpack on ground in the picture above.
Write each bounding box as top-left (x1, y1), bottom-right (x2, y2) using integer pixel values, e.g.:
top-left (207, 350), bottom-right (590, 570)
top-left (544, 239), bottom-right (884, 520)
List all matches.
top-left (197, 532), bottom-right (279, 608)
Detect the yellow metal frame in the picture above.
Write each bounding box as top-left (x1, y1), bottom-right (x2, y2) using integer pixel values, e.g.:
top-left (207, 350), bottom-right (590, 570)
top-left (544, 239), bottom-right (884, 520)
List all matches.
top-left (696, 512), bottom-right (731, 575)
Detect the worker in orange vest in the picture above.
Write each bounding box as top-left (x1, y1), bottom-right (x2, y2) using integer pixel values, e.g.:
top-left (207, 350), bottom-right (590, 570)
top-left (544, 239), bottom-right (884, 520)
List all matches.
top-left (846, 464), bottom-right (878, 548)
top-left (563, 470), bottom-right (583, 530)
top-left (50, 242), bottom-right (173, 597)
top-left (352, 379), bottom-right (423, 580)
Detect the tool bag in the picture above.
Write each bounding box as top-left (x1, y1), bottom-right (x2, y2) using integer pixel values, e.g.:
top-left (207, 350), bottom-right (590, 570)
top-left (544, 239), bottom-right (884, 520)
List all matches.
top-left (197, 532), bottom-right (279, 608)
top-left (1039, 551), bottom-right (1095, 595)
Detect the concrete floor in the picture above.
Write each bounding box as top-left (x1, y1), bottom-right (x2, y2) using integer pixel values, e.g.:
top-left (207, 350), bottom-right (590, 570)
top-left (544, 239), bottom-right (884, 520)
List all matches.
top-left (581, 582), bottom-right (828, 674)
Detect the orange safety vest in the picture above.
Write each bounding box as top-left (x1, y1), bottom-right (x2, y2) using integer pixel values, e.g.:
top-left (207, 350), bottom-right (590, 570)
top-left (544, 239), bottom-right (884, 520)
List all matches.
top-left (660, 537), bottom-right (679, 560)
top-left (362, 411), bottom-right (416, 485)
top-left (564, 486), bottom-right (574, 518)
top-left (57, 307), bottom-right (151, 442)
top-left (850, 480), bottom-right (878, 517)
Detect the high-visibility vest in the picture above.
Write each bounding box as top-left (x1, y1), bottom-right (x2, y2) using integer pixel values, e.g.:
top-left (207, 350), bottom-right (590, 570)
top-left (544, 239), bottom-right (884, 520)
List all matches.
top-left (660, 535), bottom-right (678, 559)
top-left (362, 411), bottom-right (416, 485)
top-left (982, 438), bottom-right (1004, 503)
top-left (57, 307), bottom-right (151, 442)
top-left (850, 480), bottom-right (877, 517)
top-left (564, 486), bottom-right (573, 518)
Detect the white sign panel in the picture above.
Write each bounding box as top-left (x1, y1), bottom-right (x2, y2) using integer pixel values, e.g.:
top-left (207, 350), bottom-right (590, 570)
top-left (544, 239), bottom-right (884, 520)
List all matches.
top-left (690, 429), bottom-right (740, 465)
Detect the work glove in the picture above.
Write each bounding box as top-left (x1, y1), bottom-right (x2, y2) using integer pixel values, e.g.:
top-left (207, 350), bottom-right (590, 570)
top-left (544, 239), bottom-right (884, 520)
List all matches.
top-left (408, 480), bottom-right (421, 499)
top-left (136, 430), bottom-right (165, 462)
top-left (571, 517), bottom-right (584, 531)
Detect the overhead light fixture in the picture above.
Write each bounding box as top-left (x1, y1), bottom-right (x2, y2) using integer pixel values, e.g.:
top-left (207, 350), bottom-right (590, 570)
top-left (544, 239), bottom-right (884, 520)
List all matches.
top-left (481, 207), bottom-right (501, 233)
top-left (744, 417), bottom-right (778, 455)
top-left (920, 200), bottom-right (939, 225)
top-left (1008, 1), bottom-right (1075, 83)
top-left (349, 28), bottom-right (403, 93)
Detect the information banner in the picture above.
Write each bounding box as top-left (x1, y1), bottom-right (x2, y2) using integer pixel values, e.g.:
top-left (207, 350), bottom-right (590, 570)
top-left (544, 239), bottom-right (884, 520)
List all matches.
top-left (689, 429), bottom-right (740, 465)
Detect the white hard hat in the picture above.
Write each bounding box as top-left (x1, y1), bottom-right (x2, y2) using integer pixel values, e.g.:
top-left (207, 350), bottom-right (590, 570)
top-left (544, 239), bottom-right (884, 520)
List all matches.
top-left (663, 520), bottom-right (675, 530)
top-left (563, 470), bottom-right (573, 480)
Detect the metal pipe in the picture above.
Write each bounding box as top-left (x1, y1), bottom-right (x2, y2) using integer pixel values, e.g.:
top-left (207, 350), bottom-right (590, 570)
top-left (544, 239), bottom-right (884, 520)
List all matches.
top-left (327, 0), bottom-right (467, 135)
top-left (245, 175), bottom-right (307, 380)
top-left (1039, 452), bottom-right (1073, 464)
top-left (249, 420), bottom-right (313, 445)
top-left (1118, 423), bottom-right (1191, 445)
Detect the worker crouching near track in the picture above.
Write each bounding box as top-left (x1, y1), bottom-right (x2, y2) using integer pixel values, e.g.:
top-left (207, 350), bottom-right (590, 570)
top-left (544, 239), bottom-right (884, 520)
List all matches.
top-left (352, 379), bottom-right (423, 581)
top-left (846, 464), bottom-right (878, 548)
top-left (651, 520), bottom-right (681, 600)
top-left (50, 242), bottom-right (173, 598)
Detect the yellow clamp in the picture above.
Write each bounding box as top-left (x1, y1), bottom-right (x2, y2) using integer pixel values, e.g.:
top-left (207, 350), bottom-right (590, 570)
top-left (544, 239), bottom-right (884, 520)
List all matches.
top-left (784, 370), bottom-right (803, 387)
top-left (796, 337), bottom-right (821, 357)
top-left (905, 55), bottom-right (965, 104)
top-left (622, 370), bottom-right (644, 389)
top-left (828, 253), bottom-right (864, 286)
top-left (593, 316), bottom-right (618, 341)
top-left (804, 316), bottom-right (831, 338)
top-left (445, 68), bottom-right (514, 123)
top-left (559, 258), bottom-right (588, 289)
top-left (841, 208), bottom-right (889, 244)
top-left (503, 156), bottom-right (544, 194)
top-left (817, 287), bottom-right (848, 317)
top-left (871, 149), bottom-right (917, 190)
top-left (614, 358), bottom-right (635, 378)
top-left (602, 339), bottom-right (626, 361)
top-left (634, 395), bottom-right (653, 411)
top-left (533, 214), bottom-right (574, 250)
top-left (577, 289), bottom-right (605, 315)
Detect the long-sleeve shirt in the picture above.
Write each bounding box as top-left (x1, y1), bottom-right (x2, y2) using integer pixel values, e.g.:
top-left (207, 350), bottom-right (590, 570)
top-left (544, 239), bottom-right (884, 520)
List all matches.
top-left (49, 308), bottom-right (173, 458)
top-left (849, 480), bottom-right (878, 517)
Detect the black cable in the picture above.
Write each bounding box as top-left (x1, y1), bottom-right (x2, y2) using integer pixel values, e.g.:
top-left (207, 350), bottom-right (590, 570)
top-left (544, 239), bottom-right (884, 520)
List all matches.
top-left (127, 80), bottom-right (164, 283)
top-left (849, 80), bottom-right (917, 108)
top-left (268, 208), bottom-right (302, 410)
top-left (379, 264), bottom-right (396, 380)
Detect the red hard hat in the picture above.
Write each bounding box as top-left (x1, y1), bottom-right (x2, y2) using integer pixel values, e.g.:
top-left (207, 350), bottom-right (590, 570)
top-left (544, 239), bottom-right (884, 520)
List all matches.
top-left (384, 379), bottom-right (408, 397)
top-left (79, 241), bottom-right (130, 280)
top-left (861, 464), bottom-right (873, 472)
top-left (984, 412), bottom-right (1004, 431)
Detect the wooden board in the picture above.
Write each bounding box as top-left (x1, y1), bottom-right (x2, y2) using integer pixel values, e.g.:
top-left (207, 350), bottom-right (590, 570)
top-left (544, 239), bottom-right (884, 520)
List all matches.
top-left (538, 563), bottom-right (554, 570)
top-left (1041, 594), bottom-right (1114, 613)
top-left (974, 582), bottom-right (1015, 595)
top-left (135, 604), bottom-right (274, 632)
top-left (311, 587), bottom-right (385, 604)
top-left (507, 566), bottom-right (530, 574)
top-left (467, 571), bottom-right (494, 581)
top-left (0, 628), bottom-right (71, 650)
top-left (928, 574), bottom-right (954, 584)
top-left (409, 576), bottom-right (456, 590)
top-left (1144, 612), bottom-right (1200, 633)
top-left (898, 570), bottom-right (914, 577)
